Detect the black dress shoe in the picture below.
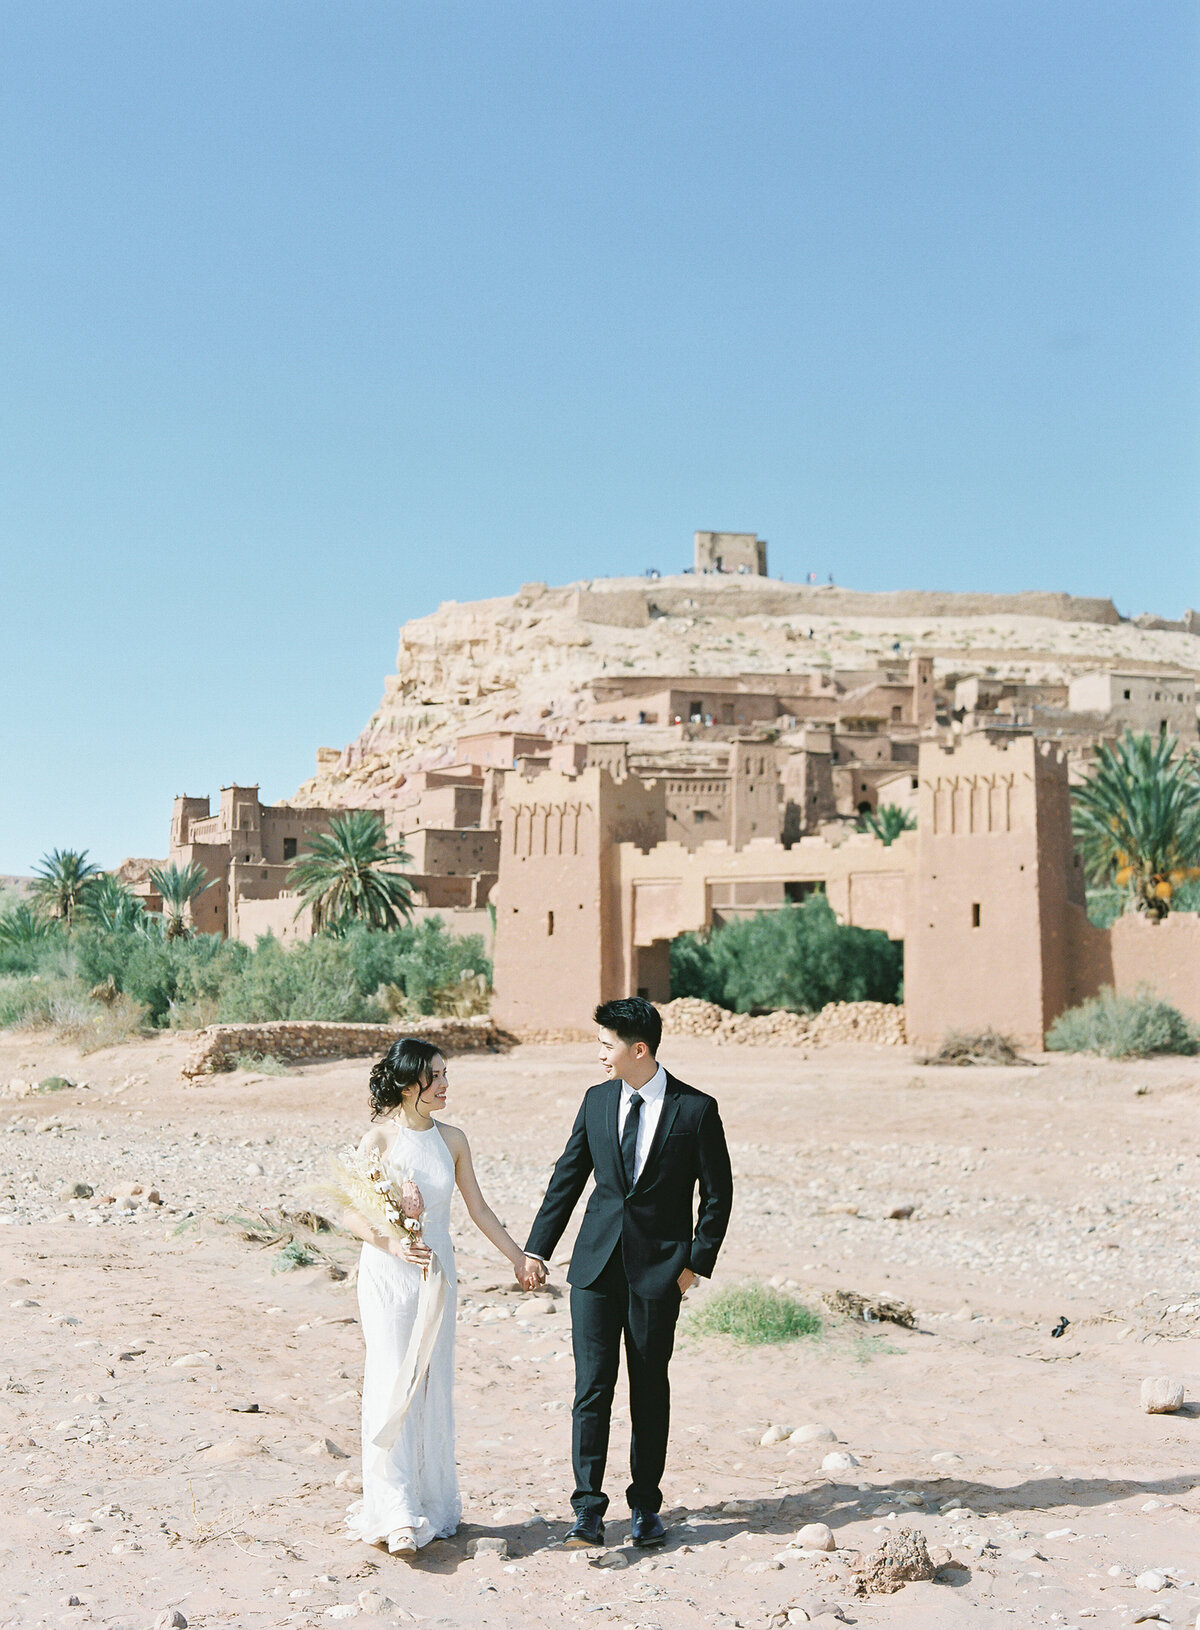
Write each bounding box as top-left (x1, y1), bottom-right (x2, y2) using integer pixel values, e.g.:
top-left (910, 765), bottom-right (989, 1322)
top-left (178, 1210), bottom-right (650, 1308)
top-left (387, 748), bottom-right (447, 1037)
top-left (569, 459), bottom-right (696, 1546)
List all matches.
top-left (562, 1512), bottom-right (605, 1548)
top-left (630, 1509), bottom-right (666, 1548)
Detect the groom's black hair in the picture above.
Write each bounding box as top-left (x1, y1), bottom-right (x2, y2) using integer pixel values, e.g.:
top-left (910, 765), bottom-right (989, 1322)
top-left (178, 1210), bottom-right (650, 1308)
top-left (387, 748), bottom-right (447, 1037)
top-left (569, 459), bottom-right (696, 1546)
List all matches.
top-left (594, 996), bottom-right (662, 1057)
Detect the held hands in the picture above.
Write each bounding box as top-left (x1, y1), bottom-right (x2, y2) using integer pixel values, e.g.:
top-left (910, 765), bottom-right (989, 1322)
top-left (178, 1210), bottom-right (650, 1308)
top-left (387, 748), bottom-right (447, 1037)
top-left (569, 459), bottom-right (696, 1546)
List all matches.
top-left (516, 1255), bottom-right (547, 1292)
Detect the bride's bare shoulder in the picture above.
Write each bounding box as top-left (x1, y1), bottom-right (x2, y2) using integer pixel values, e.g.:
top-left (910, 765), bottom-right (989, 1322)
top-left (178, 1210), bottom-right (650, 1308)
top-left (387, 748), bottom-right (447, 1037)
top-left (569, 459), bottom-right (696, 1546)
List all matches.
top-left (434, 1121), bottom-right (468, 1154)
top-left (357, 1123), bottom-right (391, 1157)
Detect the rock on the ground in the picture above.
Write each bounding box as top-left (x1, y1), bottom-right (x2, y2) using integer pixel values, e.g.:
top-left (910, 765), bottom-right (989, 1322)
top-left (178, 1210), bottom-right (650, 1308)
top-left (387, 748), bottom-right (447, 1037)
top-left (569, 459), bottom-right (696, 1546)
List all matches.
top-left (304, 1437), bottom-right (350, 1458)
top-left (761, 1424), bottom-right (793, 1445)
top-left (154, 1612), bottom-right (187, 1629)
top-left (1140, 1377), bottom-right (1186, 1413)
top-left (356, 1591), bottom-right (396, 1615)
top-left (473, 1536), bottom-right (507, 1559)
top-left (856, 1527), bottom-right (937, 1594)
top-left (796, 1523), bottom-right (836, 1551)
top-left (1135, 1569), bottom-right (1168, 1592)
top-left (821, 1451), bottom-right (860, 1472)
top-left (790, 1424), bottom-right (837, 1444)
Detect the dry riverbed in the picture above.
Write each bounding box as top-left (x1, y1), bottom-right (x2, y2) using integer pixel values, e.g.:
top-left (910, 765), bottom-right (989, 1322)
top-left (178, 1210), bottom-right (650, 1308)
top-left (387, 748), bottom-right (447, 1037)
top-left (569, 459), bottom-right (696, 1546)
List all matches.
top-left (1, 1032), bottom-right (1198, 1630)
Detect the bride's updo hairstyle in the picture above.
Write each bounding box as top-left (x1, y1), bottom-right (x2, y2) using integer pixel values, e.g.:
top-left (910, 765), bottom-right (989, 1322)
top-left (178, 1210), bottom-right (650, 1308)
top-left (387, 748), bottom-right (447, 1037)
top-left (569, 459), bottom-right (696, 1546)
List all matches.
top-left (368, 1037), bottom-right (443, 1119)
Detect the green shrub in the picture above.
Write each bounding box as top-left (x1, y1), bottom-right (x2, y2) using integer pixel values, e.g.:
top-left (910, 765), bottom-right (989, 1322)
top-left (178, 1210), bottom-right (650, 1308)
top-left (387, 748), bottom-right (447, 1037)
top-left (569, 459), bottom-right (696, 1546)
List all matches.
top-left (215, 934), bottom-right (375, 1023)
top-left (0, 905), bottom-right (64, 974)
top-left (0, 916), bottom-right (491, 1033)
top-left (1047, 986), bottom-right (1198, 1058)
top-left (273, 1241), bottom-right (319, 1272)
top-left (688, 1282), bottom-right (822, 1346)
top-left (670, 895), bottom-right (902, 1013)
top-left (0, 974), bottom-right (148, 1050)
top-left (229, 1051), bottom-right (291, 1075)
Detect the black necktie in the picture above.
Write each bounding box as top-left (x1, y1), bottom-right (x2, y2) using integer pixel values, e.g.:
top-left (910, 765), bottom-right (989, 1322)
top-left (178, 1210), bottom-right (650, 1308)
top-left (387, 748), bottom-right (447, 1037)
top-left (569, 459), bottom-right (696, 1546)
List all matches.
top-left (620, 1092), bottom-right (643, 1188)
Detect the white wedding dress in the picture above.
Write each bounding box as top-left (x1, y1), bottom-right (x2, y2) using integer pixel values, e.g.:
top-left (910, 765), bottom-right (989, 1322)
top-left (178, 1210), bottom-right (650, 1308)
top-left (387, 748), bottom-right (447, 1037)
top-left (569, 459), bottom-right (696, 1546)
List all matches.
top-left (346, 1124), bottom-right (461, 1549)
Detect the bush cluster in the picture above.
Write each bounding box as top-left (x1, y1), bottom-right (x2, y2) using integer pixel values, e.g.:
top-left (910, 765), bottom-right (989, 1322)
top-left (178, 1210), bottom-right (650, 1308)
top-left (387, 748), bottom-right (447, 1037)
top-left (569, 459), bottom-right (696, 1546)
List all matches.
top-left (0, 918), bottom-right (491, 1038)
top-left (688, 1282), bottom-right (822, 1346)
top-left (670, 895), bottom-right (903, 1013)
top-left (1047, 986), bottom-right (1198, 1058)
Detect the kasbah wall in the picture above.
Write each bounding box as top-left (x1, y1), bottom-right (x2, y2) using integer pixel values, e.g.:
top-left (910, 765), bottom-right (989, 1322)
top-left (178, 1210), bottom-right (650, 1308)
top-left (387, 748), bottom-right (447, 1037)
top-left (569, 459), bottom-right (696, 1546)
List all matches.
top-left (491, 736), bottom-right (1200, 1047)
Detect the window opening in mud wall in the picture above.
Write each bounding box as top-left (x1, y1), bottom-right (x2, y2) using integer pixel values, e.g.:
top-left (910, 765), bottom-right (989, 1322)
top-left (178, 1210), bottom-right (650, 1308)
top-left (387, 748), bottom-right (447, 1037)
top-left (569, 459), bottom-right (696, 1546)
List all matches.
top-left (971, 902), bottom-right (981, 928)
top-left (547, 910), bottom-right (554, 936)
top-left (283, 837), bottom-right (298, 860)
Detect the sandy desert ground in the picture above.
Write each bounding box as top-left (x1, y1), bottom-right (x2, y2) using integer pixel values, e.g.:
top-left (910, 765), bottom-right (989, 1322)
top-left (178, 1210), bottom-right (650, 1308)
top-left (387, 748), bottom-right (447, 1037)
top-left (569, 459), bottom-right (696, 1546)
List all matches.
top-left (1, 1031), bottom-right (1198, 1630)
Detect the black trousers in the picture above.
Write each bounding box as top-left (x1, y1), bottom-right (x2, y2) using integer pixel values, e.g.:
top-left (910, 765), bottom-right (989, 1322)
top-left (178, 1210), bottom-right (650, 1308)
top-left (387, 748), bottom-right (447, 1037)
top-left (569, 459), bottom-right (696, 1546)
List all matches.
top-left (569, 1243), bottom-right (682, 1517)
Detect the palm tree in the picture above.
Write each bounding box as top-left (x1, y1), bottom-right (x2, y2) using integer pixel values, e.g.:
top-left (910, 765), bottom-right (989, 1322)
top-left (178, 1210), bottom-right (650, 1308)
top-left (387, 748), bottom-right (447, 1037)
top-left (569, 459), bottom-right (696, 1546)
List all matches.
top-left (0, 901), bottom-right (59, 951)
top-left (288, 810), bottom-right (414, 934)
top-left (859, 804), bottom-right (917, 845)
top-left (79, 873), bottom-right (144, 933)
top-left (31, 848), bottom-right (102, 928)
top-left (148, 861), bottom-right (211, 939)
top-left (1072, 729), bottom-right (1200, 919)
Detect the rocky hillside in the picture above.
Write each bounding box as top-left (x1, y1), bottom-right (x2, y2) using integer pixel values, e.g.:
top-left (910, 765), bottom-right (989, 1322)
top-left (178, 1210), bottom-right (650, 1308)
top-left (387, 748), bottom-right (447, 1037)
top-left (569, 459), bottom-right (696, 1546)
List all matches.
top-left (295, 574), bottom-right (1200, 807)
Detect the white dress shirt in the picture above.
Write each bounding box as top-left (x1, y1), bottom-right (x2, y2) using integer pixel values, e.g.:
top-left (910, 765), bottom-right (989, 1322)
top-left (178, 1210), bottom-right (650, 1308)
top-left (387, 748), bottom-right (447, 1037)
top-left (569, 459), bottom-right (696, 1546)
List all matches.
top-left (618, 1064), bottom-right (667, 1183)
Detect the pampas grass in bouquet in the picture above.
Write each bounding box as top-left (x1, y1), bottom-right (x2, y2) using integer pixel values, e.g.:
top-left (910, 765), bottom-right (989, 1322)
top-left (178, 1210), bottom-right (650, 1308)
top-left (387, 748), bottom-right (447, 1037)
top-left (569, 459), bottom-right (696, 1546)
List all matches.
top-left (315, 1147), bottom-right (428, 1278)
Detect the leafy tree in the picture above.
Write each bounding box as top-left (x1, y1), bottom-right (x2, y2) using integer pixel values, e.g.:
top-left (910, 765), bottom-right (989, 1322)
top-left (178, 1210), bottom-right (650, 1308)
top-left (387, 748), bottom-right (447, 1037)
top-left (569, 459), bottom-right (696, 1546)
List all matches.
top-left (79, 873), bottom-right (144, 933)
top-left (288, 811), bottom-right (414, 934)
top-left (148, 861), bottom-right (211, 939)
top-left (1072, 730), bottom-right (1200, 919)
top-left (670, 894), bottom-right (903, 1012)
top-left (858, 804), bottom-right (917, 845)
top-left (31, 849), bottom-right (101, 928)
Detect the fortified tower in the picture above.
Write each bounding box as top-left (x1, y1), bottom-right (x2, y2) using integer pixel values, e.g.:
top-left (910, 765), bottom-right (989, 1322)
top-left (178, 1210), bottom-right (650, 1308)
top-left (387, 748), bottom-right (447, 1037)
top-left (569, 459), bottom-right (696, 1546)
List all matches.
top-left (905, 737), bottom-right (1086, 1049)
top-left (491, 767), bottom-right (666, 1033)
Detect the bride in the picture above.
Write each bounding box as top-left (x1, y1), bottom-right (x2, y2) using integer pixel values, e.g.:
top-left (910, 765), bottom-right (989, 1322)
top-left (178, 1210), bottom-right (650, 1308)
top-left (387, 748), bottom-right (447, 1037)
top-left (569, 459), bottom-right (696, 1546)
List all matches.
top-left (341, 1036), bottom-right (546, 1555)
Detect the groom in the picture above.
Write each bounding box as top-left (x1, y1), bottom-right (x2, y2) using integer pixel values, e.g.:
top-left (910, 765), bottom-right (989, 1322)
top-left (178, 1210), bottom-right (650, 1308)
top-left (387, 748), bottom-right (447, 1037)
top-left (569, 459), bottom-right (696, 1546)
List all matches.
top-left (525, 996), bottom-right (733, 1549)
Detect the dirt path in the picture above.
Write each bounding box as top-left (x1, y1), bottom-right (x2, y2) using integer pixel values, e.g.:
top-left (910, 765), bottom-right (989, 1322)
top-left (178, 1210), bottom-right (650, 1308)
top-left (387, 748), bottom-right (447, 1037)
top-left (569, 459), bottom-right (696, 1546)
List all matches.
top-left (1, 1033), bottom-right (1198, 1629)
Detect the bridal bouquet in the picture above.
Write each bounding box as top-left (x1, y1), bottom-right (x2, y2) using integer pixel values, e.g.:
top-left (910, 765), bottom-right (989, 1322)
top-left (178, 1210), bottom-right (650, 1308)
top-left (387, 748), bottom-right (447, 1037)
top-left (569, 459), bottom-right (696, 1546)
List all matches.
top-left (316, 1147), bottom-right (429, 1279)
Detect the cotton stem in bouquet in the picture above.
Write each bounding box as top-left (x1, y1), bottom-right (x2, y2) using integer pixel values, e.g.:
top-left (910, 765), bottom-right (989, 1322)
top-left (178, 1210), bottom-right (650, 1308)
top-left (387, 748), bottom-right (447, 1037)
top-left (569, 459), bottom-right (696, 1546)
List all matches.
top-left (313, 1147), bottom-right (426, 1272)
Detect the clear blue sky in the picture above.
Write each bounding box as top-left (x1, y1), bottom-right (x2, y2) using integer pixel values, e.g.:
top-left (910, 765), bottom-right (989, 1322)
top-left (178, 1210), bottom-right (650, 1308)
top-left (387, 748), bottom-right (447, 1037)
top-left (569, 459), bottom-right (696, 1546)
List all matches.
top-left (1, 0), bottom-right (1197, 873)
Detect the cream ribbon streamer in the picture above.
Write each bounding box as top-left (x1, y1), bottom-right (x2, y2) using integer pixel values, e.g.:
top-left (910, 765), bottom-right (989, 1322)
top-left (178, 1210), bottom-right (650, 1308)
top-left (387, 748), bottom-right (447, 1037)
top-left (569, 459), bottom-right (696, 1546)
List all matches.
top-left (371, 1252), bottom-right (448, 1451)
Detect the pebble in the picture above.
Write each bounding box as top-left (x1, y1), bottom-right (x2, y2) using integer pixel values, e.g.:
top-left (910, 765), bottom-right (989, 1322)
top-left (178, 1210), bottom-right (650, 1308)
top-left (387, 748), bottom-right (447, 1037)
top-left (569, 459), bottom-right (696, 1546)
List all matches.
top-left (1135, 1570), bottom-right (1168, 1592)
top-left (887, 1204), bottom-right (915, 1219)
top-left (746, 1559), bottom-right (785, 1572)
top-left (796, 1524), bottom-right (836, 1552)
top-left (356, 1591), bottom-right (396, 1616)
top-left (790, 1424), bottom-right (837, 1444)
top-left (821, 1452), bottom-right (859, 1473)
top-left (60, 1182), bottom-right (93, 1200)
top-left (761, 1424), bottom-right (793, 1445)
top-left (334, 1469), bottom-right (363, 1492)
top-left (473, 1536), bottom-right (507, 1559)
top-left (170, 1352), bottom-right (211, 1367)
top-left (930, 1451), bottom-right (964, 1466)
top-left (245, 1162), bottom-right (265, 1177)
top-left (305, 1437), bottom-right (350, 1459)
top-left (10, 1298), bottom-right (39, 1309)
top-left (325, 1608), bottom-right (358, 1621)
top-left (1141, 1377), bottom-right (1186, 1414)
top-left (589, 1550), bottom-right (629, 1569)
top-left (154, 1612), bottom-right (187, 1629)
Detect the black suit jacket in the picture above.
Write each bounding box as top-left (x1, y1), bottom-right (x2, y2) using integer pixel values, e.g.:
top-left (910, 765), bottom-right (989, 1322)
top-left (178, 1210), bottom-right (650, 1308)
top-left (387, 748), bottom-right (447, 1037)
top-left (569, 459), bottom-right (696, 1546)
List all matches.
top-left (526, 1071), bottom-right (733, 1300)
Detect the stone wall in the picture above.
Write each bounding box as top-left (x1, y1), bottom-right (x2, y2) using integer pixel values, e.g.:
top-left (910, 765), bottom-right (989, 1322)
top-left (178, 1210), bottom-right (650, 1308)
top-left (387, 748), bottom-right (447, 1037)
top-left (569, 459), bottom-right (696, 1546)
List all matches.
top-left (180, 1015), bottom-right (510, 1079)
top-left (1109, 912), bottom-right (1200, 1025)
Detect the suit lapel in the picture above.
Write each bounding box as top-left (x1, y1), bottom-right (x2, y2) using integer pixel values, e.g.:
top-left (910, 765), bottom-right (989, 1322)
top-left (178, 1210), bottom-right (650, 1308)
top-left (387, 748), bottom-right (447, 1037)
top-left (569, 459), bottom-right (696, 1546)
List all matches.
top-left (603, 1080), bottom-right (625, 1187)
top-left (630, 1074), bottom-right (680, 1194)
